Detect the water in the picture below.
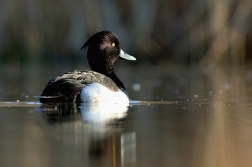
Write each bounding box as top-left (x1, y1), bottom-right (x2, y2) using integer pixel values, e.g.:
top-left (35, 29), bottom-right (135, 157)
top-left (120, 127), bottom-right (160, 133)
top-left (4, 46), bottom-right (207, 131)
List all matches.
top-left (1, 65), bottom-right (252, 167)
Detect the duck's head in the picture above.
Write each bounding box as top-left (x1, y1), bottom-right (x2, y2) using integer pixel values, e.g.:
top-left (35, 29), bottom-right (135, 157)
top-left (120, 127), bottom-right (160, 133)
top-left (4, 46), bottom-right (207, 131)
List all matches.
top-left (81, 31), bottom-right (136, 74)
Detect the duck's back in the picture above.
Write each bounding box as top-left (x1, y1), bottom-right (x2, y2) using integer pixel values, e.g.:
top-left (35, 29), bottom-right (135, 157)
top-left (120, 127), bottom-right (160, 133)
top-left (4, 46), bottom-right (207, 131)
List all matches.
top-left (40, 70), bottom-right (120, 102)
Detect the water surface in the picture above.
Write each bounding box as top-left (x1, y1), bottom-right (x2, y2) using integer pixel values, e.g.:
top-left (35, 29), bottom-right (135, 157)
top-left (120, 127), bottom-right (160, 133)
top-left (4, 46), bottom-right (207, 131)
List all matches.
top-left (1, 65), bottom-right (252, 167)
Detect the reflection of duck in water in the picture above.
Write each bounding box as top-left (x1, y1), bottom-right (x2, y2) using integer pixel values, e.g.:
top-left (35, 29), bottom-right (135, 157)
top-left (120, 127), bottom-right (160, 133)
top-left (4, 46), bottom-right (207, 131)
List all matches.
top-left (40, 102), bottom-right (128, 124)
top-left (40, 102), bottom-right (129, 156)
top-left (40, 31), bottom-right (136, 103)
top-left (80, 103), bottom-right (129, 156)
top-left (80, 103), bottom-right (128, 124)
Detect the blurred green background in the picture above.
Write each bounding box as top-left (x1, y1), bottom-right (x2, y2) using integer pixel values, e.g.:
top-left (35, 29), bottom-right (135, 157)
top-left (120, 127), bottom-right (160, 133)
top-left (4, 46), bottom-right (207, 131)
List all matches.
top-left (0, 0), bottom-right (252, 99)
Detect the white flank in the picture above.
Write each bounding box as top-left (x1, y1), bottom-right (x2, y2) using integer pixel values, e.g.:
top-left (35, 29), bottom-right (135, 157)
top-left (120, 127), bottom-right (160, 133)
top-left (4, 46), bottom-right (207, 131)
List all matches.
top-left (80, 83), bottom-right (130, 103)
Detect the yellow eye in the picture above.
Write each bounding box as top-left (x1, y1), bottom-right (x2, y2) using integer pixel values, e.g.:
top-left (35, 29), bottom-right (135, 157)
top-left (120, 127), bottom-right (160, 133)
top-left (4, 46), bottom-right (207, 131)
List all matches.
top-left (111, 43), bottom-right (115, 47)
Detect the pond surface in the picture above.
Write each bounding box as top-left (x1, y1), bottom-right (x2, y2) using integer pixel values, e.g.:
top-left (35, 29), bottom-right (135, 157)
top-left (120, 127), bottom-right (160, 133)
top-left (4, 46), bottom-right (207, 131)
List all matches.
top-left (1, 64), bottom-right (252, 167)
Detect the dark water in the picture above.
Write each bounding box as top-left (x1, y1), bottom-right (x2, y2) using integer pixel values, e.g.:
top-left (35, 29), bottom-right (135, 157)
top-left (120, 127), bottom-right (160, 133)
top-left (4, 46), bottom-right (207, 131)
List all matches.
top-left (1, 64), bottom-right (252, 167)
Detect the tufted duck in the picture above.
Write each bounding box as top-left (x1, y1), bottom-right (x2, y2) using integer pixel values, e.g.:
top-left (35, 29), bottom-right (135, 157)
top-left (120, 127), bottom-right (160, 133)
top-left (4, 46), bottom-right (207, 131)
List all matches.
top-left (39, 31), bottom-right (136, 103)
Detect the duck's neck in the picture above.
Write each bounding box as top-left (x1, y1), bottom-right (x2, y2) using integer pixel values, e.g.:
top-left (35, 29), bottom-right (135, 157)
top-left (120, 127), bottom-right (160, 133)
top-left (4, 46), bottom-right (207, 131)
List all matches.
top-left (90, 61), bottom-right (128, 94)
top-left (109, 72), bottom-right (125, 89)
top-left (104, 70), bottom-right (127, 95)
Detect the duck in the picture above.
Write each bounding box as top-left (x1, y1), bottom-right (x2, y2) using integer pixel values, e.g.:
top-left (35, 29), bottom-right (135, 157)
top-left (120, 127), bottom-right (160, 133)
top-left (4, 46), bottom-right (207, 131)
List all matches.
top-left (39, 31), bottom-right (136, 103)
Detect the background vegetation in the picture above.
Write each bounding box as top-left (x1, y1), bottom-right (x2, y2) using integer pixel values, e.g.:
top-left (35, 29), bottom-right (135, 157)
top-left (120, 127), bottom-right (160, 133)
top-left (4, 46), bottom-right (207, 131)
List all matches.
top-left (1, 0), bottom-right (252, 66)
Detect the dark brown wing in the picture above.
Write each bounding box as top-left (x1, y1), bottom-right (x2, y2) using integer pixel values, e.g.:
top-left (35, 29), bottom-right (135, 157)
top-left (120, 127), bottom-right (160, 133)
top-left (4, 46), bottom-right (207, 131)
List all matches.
top-left (40, 70), bottom-right (119, 103)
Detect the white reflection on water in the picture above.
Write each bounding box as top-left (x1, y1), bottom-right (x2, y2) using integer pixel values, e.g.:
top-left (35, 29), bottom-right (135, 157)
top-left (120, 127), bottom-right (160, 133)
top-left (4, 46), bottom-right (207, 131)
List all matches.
top-left (40, 102), bottom-right (134, 166)
top-left (80, 103), bottom-right (128, 124)
top-left (121, 133), bottom-right (136, 167)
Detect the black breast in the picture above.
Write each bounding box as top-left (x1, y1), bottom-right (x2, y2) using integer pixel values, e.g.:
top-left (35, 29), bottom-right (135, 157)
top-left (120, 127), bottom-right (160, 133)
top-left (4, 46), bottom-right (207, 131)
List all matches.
top-left (40, 70), bottom-right (120, 102)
